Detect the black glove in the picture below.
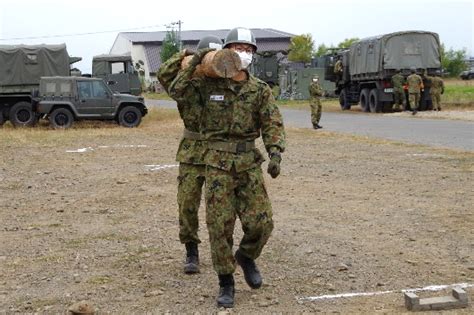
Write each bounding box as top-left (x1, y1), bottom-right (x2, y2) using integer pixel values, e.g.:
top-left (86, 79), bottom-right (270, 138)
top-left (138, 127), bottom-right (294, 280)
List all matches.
top-left (267, 152), bottom-right (281, 178)
top-left (189, 48), bottom-right (215, 67)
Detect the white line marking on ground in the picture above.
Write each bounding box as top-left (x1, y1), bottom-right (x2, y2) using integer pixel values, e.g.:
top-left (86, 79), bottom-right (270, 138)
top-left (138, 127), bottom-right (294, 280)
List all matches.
top-left (144, 164), bottom-right (179, 171)
top-left (300, 283), bottom-right (474, 301)
top-left (66, 147), bottom-right (94, 153)
top-left (67, 145), bottom-right (148, 152)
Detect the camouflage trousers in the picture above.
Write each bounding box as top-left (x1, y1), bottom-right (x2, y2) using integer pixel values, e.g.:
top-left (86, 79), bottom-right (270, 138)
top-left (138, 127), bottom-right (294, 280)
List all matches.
top-left (409, 92), bottom-right (420, 111)
top-left (205, 165), bottom-right (274, 275)
top-left (310, 98), bottom-right (322, 126)
top-left (177, 163), bottom-right (206, 244)
top-left (393, 90), bottom-right (405, 110)
top-left (431, 92), bottom-right (441, 110)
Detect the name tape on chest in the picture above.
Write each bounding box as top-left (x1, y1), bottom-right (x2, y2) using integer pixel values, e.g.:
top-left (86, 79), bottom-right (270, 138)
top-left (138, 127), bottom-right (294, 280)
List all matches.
top-left (210, 95), bottom-right (225, 101)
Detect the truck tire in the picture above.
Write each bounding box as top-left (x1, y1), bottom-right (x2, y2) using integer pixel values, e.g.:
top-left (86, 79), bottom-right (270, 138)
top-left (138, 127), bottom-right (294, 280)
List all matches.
top-left (49, 108), bottom-right (74, 129)
top-left (360, 89), bottom-right (370, 112)
top-left (118, 106), bottom-right (142, 128)
top-left (369, 89), bottom-right (382, 113)
top-left (0, 110), bottom-right (4, 126)
top-left (339, 89), bottom-right (351, 110)
top-left (9, 101), bottom-right (38, 127)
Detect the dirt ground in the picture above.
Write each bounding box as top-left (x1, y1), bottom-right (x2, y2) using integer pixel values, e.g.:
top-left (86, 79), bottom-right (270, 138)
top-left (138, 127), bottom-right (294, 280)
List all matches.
top-left (1, 111), bottom-right (473, 314)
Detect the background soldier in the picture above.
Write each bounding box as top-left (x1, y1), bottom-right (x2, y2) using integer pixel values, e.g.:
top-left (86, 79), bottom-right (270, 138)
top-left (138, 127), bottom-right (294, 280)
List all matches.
top-left (308, 75), bottom-right (323, 129)
top-left (391, 69), bottom-right (405, 111)
top-left (426, 71), bottom-right (445, 111)
top-left (407, 66), bottom-right (424, 115)
top-left (157, 35), bottom-right (223, 275)
top-left (168, 27), bottom-right (285, 308)
top-left (334, 57), bottom-right (343, 81)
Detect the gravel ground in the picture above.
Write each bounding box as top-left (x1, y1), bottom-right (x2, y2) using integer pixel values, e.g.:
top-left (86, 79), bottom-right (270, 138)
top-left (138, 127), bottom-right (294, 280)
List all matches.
top-left (0, 115), bottom-right (473, 313)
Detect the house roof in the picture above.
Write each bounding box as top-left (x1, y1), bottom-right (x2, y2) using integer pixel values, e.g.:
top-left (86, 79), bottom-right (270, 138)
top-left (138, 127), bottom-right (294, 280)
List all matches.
top-left (119, 28), bottom-right (295, 43)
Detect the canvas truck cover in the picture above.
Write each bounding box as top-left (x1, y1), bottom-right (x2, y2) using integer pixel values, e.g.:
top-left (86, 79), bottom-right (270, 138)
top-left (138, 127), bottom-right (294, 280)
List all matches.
top-left (0, 44), bottom-right (70, 87)
top-left (349, 31), bottom-right (441, 76)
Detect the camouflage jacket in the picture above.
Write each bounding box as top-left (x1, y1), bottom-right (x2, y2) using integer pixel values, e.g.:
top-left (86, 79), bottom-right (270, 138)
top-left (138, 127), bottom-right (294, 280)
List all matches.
top-left (407, 73), bottom-right (423, 94)
top-left (168, 61), bottom-right (286, 172)
top-left (391, 73), bottom-right (405, 92)
top-left (157, 51), bottom-right (206, 165)
top-left (427, 76), bottom-right (444, 95)
top-left (308, 81), bottom-right (323, 98)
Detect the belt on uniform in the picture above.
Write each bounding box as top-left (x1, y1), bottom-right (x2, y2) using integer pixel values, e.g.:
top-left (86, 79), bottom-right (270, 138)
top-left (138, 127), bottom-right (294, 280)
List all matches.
top-left (208, 140), bottom-right (255, 154)
top-left (183, 129), bottom-right (206, 141)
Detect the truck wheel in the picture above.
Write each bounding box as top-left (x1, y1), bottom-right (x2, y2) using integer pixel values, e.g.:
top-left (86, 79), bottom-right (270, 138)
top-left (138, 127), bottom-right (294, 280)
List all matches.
top-left (360, 89), bottom-right (370, 112)
top-left (49, 108), bottom-right (74, 129)
top-left (9, 101), bottom-right (38, 127)
top-left (118, 106), bottom-right (142, 128)
top-left (0, 110), bottom-right (4, 126)
top-left (339, 89), bottom-right (351, 110)
top-left (369, 89), bottom-right (382, 113)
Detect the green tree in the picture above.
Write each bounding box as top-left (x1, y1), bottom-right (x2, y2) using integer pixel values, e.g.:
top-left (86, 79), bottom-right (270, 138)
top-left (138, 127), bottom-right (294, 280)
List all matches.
top-left (288, 34), bottom-right (314, 63)
top-left (337, 38), bottom-right (359, 49)
top-left (440, 44), bottom-right (467, 77)
top-left (313, 43), bottom-right (329, 57)
top-left (160, 29), bottom-right (179, 63)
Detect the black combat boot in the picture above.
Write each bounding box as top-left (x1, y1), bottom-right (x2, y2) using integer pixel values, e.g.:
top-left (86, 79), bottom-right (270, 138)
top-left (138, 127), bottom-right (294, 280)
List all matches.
top-left (217, 274), bottom-right (235, 308)
top-left (235, 249), bottom-right (262, 289)
top-left (184, 242), bottom-right (199, 274)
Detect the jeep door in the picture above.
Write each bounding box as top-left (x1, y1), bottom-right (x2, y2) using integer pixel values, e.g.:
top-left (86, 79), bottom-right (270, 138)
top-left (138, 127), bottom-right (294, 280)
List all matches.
top-left (77, 80), bottom-right (114, 116)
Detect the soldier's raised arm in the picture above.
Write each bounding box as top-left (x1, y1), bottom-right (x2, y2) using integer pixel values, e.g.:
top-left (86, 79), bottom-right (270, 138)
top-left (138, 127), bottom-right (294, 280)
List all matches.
top-left (157, 50), bottom-right (191, 93)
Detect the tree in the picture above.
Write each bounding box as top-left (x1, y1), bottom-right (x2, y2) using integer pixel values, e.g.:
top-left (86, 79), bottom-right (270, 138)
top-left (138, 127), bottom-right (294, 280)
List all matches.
top-left (160, 29), bottom-right (180, 63)
top-left (337, 38), bottom-right (359, 49)
top-left (288, 34), bottom-right (314, 63)
top-left (313, 43), bottom-right (329, 57)
top-left (440, 44), bottom-right (468, 77)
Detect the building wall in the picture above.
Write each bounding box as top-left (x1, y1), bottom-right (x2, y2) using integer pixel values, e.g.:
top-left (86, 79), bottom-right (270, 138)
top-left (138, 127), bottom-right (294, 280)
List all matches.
top-left (131, 44), bottom-right (152, 82)
top-left (110, 35), bottom-right (132, 55)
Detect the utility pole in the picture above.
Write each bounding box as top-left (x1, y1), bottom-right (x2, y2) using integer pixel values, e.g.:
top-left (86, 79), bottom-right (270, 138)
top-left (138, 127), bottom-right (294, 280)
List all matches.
top-left (171, 20), bottom-right (183, 50)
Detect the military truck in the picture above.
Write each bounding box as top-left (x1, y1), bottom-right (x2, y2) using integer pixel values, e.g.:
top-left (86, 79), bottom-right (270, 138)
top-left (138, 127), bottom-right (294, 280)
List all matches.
top-left (36, 76), bottom-right (147, 129)
top-left (324, 31), bottom-right (442, 112)
top-left (92, 54), bottom-right (142, 95)
top-left (0, 44), bottom-right (77, 126)
top-left (0, 44), bottom-right (146, 127)
top-left (253, 51), bottom-right (281, 87)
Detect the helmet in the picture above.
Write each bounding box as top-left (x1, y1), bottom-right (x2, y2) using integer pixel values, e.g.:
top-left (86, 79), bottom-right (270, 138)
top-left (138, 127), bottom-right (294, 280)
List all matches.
top-left (313, 75), bottom-right (319, 80)
top-left (224, 27), bottom-right (257, 51)
top-left (410, 66), bottom-right (416, 73)
top-left (197, 35), bottom-right (223, 50)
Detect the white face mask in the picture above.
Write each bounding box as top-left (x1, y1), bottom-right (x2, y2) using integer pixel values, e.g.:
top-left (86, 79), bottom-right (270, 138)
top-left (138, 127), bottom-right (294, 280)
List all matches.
top-left (236, 51), bottom-right (253, 69)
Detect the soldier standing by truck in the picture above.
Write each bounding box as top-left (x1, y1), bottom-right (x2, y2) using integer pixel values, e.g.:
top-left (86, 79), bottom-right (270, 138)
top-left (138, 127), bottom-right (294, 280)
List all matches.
top-left (407, 67), bottom-right (424, 115)
top-left (157, 36), bottom-right (224, 275)
top-left (391, 69), bottom-right (406, 111)
top-left (308, 75), bottom-right (323, 129)
top-left (427, 72), bottom-right (445, 111)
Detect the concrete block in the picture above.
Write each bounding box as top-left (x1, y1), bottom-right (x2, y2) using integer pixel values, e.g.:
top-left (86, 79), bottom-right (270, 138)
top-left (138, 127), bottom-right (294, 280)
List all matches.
top-left (404, 288), bottom-right (469, 311)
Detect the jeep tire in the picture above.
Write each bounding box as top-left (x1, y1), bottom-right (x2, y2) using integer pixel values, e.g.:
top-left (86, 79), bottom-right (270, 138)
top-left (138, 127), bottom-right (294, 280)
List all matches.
top-left (118, 106), bottom-right (142, 128)
top-left (49, 108), bottom-right (74, 129)
top-left (9, 101), bottom-right (38, 127)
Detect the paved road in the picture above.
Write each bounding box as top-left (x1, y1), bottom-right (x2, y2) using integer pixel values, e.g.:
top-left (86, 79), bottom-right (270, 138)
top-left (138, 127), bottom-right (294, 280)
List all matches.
top-left (146, 99), bottom-right (474, 151)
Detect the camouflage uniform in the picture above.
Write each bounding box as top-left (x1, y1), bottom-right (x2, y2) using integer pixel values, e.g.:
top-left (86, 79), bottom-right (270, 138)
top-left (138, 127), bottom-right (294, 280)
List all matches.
top-left (391, 72), bottom-right (405, 110)
top-left (407, 73), bottom-right (423, 111)
top-left (427, 76), bottom-right (444, 110)
top-left (308, 80), bottom-right (323, 127)
top-left (157, 51), bottom-right (206, 245)
top-left (169, 60), bottom-right (286, 275)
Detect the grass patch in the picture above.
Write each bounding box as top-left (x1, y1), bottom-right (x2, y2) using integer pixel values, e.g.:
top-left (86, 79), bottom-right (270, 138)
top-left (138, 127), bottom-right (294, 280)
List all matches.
top-left (86, 275), bottom-right (113, 285)
top-left (143, 92), bottom-right (172, 101)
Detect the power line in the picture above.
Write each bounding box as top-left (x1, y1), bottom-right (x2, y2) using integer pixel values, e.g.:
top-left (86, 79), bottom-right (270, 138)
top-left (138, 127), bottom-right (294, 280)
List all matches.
top-left (0, 24), bottom-right (167, 41)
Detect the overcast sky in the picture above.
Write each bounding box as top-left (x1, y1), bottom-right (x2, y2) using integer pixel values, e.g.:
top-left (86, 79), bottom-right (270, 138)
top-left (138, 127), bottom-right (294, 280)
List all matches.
top-left (0, 0), bottom-right (472, 72)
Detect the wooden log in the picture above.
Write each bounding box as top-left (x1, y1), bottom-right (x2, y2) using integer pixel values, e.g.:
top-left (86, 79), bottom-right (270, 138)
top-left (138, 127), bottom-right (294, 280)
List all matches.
top-left (181, 49), bottom-right (241, 78)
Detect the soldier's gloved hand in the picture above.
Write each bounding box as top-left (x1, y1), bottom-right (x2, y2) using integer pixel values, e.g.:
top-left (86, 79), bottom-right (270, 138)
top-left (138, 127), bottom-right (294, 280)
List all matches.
top-left (267, 151), bottom-right (282, 179)
top-left (189, 48), bottom-right (215, 67)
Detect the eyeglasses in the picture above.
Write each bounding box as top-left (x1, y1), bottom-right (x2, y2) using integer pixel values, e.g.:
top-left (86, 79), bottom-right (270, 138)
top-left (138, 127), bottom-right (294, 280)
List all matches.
top-left (230, 45), bottom-right (254, 54)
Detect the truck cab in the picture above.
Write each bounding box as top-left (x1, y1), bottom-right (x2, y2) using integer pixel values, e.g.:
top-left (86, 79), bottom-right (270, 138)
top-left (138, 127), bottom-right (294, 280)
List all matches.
top-left (92, 54), bottom-right (142, 96)
top-left (36, 76), bottom-right (147, 128)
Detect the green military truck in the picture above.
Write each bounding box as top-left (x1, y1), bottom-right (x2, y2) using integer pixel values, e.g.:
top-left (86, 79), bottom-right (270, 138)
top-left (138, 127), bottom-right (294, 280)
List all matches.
top-left (36, 77), bottom-right (147, 129)
top-left (324, 31), bottom-right (442, 112)
top-left (0, 44), bottom-right (146, 127)
top-left (92, 54), bottom-right (142, 95)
